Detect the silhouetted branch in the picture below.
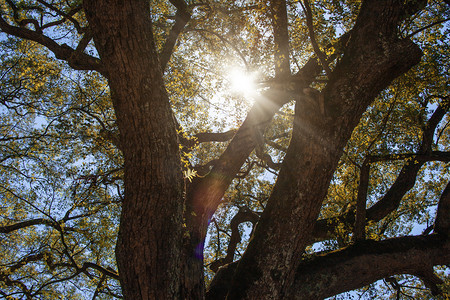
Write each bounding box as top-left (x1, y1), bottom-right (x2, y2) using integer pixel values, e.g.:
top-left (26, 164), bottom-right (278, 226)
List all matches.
top-left (210, 207), bottom-right (259, 272)
top-left (354, 159), bottom-right (369, 241)
top-left (289, 234), bottom-right (449, 299)
top-left (0, 15), bottom-right (106, 75)
top-left (434, 181), bottom-right (450, 236)
top-left (160, 0), bottom-right (191, 71)
top-left (301, 0), bottom-right (331, 76)
top-left (313, 103), bottom-right (449, 241)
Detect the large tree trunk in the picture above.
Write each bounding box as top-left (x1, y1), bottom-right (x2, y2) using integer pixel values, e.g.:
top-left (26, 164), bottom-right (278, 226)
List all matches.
top-left (227, 1), bottom-right (425, 298)
top-left (2, 0), bottom-right (449, 299)
top-left (83, 0), bottom-right (425, 299)
top-left (83, 1), bottom-right (189, 298)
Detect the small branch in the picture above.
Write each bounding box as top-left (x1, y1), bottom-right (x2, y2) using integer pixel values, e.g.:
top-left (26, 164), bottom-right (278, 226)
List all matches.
top-left (91, 273), bottom-right (106, 300)
top-left (18, 18), bottom-right (41, 32)
top-left (255, 150), bottom-right (282, 170)
top-left (265, 138), bottom-right (287, 152)
top-left (187, 28), bottom-right (249, 69)
top-left (36, 0), bottom-right (83, 33)
top-left (354, 159), bottom-right (369, 241)
top-left (210, 207), bottom-right (259, 272)
top-left (0, 218), bottom-right (53, 233)
top-left (75, 28), bottom-right (93, 53)
top-left (406, 17), bottom-right (450, 39)
top-left (367, 151), bottom-right (450, 163)
top-left (302, 0), bottom-right (331, 76)
top-left (4, 252), bottom-right (45, 273)
top-left (82, 262), bottom-right (119, 280)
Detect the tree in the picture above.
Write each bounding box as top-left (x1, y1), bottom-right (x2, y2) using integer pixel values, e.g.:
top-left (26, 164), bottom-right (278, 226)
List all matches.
top-left (0, 0), bottom-right (449, 299)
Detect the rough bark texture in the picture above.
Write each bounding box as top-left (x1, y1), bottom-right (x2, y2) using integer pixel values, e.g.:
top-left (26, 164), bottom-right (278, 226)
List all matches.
top-left (206, 234), bottom-right (450, 300)
top-left (83, 1), bottom-right (186, 298)
top-left (227, 1), bottom-right (425, 298)
top-left (289, 234), bottom-right (450, 299)
top-left (4, 0), bottom-right (449, 299)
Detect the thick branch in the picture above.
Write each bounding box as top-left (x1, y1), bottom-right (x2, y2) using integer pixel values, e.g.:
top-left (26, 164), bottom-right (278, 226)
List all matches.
top-left (313, 104), bottom-right (448, 241)
top-left (288, 234), bottom-right (450, 299)
top-left (160, 0), bottom-right (191, 71)
top-left (186, 57), bottom-right (322, 239)
top-left (0, 16), bottom-right (106, 76)
top-left (208, 234), bottom-right (449, 299)
top-left (0, 218), bottom-right (53, 233)
top-left (271, 0), bottom-right (291, 78)
top-left (434, 181), bottom-right (450, 235)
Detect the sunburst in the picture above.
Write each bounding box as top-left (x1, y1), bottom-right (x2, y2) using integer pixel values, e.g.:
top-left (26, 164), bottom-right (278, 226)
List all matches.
top-left (228, 68), bottom-right (257, 97)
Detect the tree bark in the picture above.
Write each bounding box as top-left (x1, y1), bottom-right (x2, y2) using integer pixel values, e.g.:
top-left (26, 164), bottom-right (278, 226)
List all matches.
top-left (4, 0), bottom-right (445, 299)
top-left (83, 1), bottom-right (187, 298)
top-left (288, 234), bottom-right (450, 299)
top-left (206, 234), bottom-right (449, 300)
top-left (227, 0), bottom-right (424, 298)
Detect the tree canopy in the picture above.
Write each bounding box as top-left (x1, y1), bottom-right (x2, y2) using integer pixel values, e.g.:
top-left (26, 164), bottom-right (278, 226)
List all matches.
top-left (0, 0), bottom-right (449, 299)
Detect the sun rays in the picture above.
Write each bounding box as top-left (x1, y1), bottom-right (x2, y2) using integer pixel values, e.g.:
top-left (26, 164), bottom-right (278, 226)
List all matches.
top-left (228, 67), bottom-right (258, 98)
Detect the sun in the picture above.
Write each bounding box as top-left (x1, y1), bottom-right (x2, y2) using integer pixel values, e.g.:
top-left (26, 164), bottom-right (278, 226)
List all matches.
top-left (228, 68), bottom-right (257, 97)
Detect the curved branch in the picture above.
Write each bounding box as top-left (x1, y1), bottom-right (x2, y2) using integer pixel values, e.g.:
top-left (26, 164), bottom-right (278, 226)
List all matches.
top-left (288, 234), bottom-right (449, 299)
top-left (160, 0), bottom-right (191, 71)
top-left (301, 0), bottom-right (331, 76)
top-left (313, 104), bottom-right (449, 241)
top-left (210, 207), bottom-right (259, 272)
top-left (0, 16), bottom-right (106, 76)
top-left (35, 1), bottom-right (83, 33)
top-left (82, 262), bottom-right (119, 280)
top-left (208, 234), bottom-right (450, 300)
top-left (0, 218), bottom-right (53, 234)
top-left (313, 151), bottom-right (450, 241)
